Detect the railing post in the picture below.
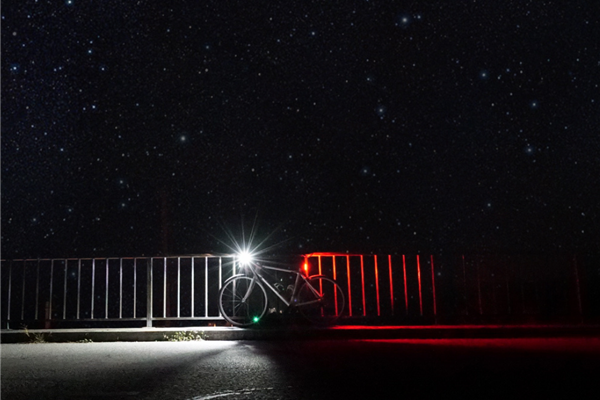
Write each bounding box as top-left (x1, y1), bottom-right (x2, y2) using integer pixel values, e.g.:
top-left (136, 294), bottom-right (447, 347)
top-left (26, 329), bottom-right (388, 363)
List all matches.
top-left (346, 255), bottom-right (352, 317)
top-left (191, 257), bottom-right (195, 318)
top-left (63, 259), bottom-right (68, 320)
top-left (7, 261), bottom-right (12, 329)
top-left (119, 258), bottom-right (123, 319)
top-left (177, 257), bottom-right (181, 319)
top-left (416, 255), bottom-right (423, 316)
top-left (49, 260), bottom-right (54, 324)
top-left (21, 260), bottom-right (27, 321)
top-left (91, 259), bottom-right (96, 319)
top-left (360, 255), bottom-right (366, 316)
top-left (374, 255), bottom-right (380, 317)
top-left (388, 255), bottom-right (394, 316)
top-left (402, 255), bottom-right (408, 315)
top-left (574, 255), bottom-right (583, 323)
top-left (205, 257), bottom-right (209, 318)
top-left (476, 260), bottom-right (483, 315)
top-left (462, 255), bottom-right (468, 316)
top-left (133, 258), bottom-right (137, 319)
top-left (77, 259), bottom-right (82, 319)
top-left (430, 255), bottom-right (437, 324)
top-left (146, 258), bottom-right (153, 327)
top-left (105, 259), bottom-right (109, 319)
top-left (35, 259), bottom-right (40, 320)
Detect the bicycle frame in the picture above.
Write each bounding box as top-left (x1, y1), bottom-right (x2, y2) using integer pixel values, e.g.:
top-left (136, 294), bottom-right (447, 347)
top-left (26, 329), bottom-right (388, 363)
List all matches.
top-left (230, 262), bottom-right (324, 308)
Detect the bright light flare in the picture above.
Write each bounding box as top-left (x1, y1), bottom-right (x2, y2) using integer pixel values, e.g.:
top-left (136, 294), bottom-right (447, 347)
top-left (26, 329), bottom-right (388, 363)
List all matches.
top-left (238, 250), bottom-right (254, 266)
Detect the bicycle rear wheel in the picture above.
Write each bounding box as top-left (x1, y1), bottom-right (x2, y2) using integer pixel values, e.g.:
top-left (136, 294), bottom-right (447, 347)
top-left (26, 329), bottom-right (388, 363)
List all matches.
top-left (296, 277), bottom-right (345, 326)
top-left (219, 276), bottom-right (268, 327)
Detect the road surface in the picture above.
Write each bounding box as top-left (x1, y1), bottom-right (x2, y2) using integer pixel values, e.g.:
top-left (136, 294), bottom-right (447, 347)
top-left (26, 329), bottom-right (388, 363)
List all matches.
top-left (2, 338), bottom-right (600, 399)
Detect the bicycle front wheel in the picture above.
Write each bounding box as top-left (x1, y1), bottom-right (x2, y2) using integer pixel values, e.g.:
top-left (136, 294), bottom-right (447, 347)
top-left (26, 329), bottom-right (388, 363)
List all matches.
top-left (296, 277), bottom-right (345, 326)
top-left (219, 276), bottom-right (268, 327)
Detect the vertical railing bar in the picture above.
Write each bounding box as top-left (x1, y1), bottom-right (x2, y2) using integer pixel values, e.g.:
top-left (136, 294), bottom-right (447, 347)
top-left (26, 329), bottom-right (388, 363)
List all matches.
top-left (520, 262), bottom-right (525, 315)
top-left (360, 255), bottom-right (366, 316)
top-left (492, 270), bottom-right (497, 315)
top-left (318, 255), bottom-right (322, 275)
top-left (402, 255), bottom-right (408, 315)
top-left (191, 257), bottom-right (195, 317)
top-left (49, 260), bottom-right (54, 322)
top-left (105, 259), bottom-right (109, 319)
top-left (133, 258), bottom-right (137, 319)
top-left (205, 257), bottom-right (208, 318)
top-left (177, 257), bottom-right (181, 319)
top-left (462, 255), bottom-right (468, 316)
top-left (476, 259), bottom-right (482, 315)
top-left (91, 259), bottom-right (95, 319)
top-left (506, 263), bottom-right (511, 315)
top-left (146, 258), bottom-right (153, 327)
top-left (388, 255), bottom-right (394, 316)
top-left (217, 257), bottom-right (222, 317)
top-left (332, 256), bottom-right (338, 316)
top-left (332, 256), bottom-right (337, 280)
top-left (374, 255), bottom-right (380, 317)
top-left (7, 261), bottom-right (12, 326)
top-left (574, 255), bottom-right (583, 322)
top-left (63, 259), bottom-right (68, 319)
top-left (163, 257), bottom-right (167, 318)
top-left (219, 257), bottom-right (222, 289)
top-left (416, 255), bottom-right (423, 316)
top-left (430, 255), bottom-right (437, 322)
top-left (317, 256), bottom-right (323, 296)
top-left (21, 260), bottom-right (27, 321)
top-left (534, 279), bottom-right (539, 315)
top-left (35, 260), bottom-right (40, 320)
top-left (119, 258), bottom-right (123, 319)
top-left (346, 255), bottom-right (352, 317)
top-left (77, 259), bottom-right (81, 319)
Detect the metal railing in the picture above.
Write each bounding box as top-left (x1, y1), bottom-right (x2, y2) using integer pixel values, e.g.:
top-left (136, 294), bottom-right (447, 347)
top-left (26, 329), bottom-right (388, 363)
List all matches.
top-left (0, 255), bottom-right (239, 329)
top-left (303, 253), bottom-right (595, 324)
top-left (2, 253), bottom-right (598, 328)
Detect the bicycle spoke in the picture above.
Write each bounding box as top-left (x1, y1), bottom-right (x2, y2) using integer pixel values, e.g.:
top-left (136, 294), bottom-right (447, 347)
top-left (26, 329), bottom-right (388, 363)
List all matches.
top-left (218, 276), bottom-right (268, 327)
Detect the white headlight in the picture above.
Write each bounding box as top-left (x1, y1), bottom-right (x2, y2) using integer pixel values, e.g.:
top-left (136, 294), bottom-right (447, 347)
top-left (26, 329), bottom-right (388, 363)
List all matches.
top-left (238, 250), bottom-right (253, 266)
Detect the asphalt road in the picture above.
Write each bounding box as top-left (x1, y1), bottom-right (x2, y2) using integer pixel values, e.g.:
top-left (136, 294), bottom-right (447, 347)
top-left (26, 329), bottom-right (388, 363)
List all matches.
top-left (2, 338), bottom-right (600, 399)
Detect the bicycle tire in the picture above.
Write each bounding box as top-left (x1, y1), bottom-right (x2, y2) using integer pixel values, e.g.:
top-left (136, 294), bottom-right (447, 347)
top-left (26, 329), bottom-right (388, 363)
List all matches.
top-left (296, 277), bottom-right (345, 326)
top-left (218, 276), bottom-right (268, 327)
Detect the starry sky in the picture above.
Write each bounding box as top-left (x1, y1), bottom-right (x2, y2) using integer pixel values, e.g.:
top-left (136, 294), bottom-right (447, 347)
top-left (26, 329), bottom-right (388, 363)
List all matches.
top-left (2, 1), bottom-right (599, 259)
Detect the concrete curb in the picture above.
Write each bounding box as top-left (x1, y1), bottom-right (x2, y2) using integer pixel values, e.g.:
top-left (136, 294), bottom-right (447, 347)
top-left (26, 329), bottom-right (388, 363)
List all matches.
top-left (2, 325), bottom-right (600, 343)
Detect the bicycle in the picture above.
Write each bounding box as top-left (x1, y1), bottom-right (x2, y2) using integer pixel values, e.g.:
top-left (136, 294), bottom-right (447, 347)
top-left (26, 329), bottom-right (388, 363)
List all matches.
top-left (218, 260), bottom-right (345, 327)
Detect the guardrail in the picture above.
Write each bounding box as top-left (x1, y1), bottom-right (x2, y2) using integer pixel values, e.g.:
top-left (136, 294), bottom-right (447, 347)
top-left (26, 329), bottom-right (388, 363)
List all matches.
top-left (0, 255), bottom-right (238, 329)
top-left (303, 253), bottom-right (596, 324)
top-left (2, 253), bottom-right (598, 329)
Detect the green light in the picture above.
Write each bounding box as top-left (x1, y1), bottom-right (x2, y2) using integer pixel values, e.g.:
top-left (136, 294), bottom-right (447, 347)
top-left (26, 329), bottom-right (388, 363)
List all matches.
top-left (253, 316), bottom-right (260, 323)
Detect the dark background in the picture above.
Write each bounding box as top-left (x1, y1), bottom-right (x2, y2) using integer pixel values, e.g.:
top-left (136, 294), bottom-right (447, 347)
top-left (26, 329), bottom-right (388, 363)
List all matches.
top-left (2, 1), bottom-right (599, 259)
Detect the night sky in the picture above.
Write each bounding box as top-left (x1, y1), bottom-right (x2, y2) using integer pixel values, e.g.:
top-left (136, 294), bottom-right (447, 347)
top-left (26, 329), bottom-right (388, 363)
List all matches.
top-left (2, 1), bottom-right (599, 259)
